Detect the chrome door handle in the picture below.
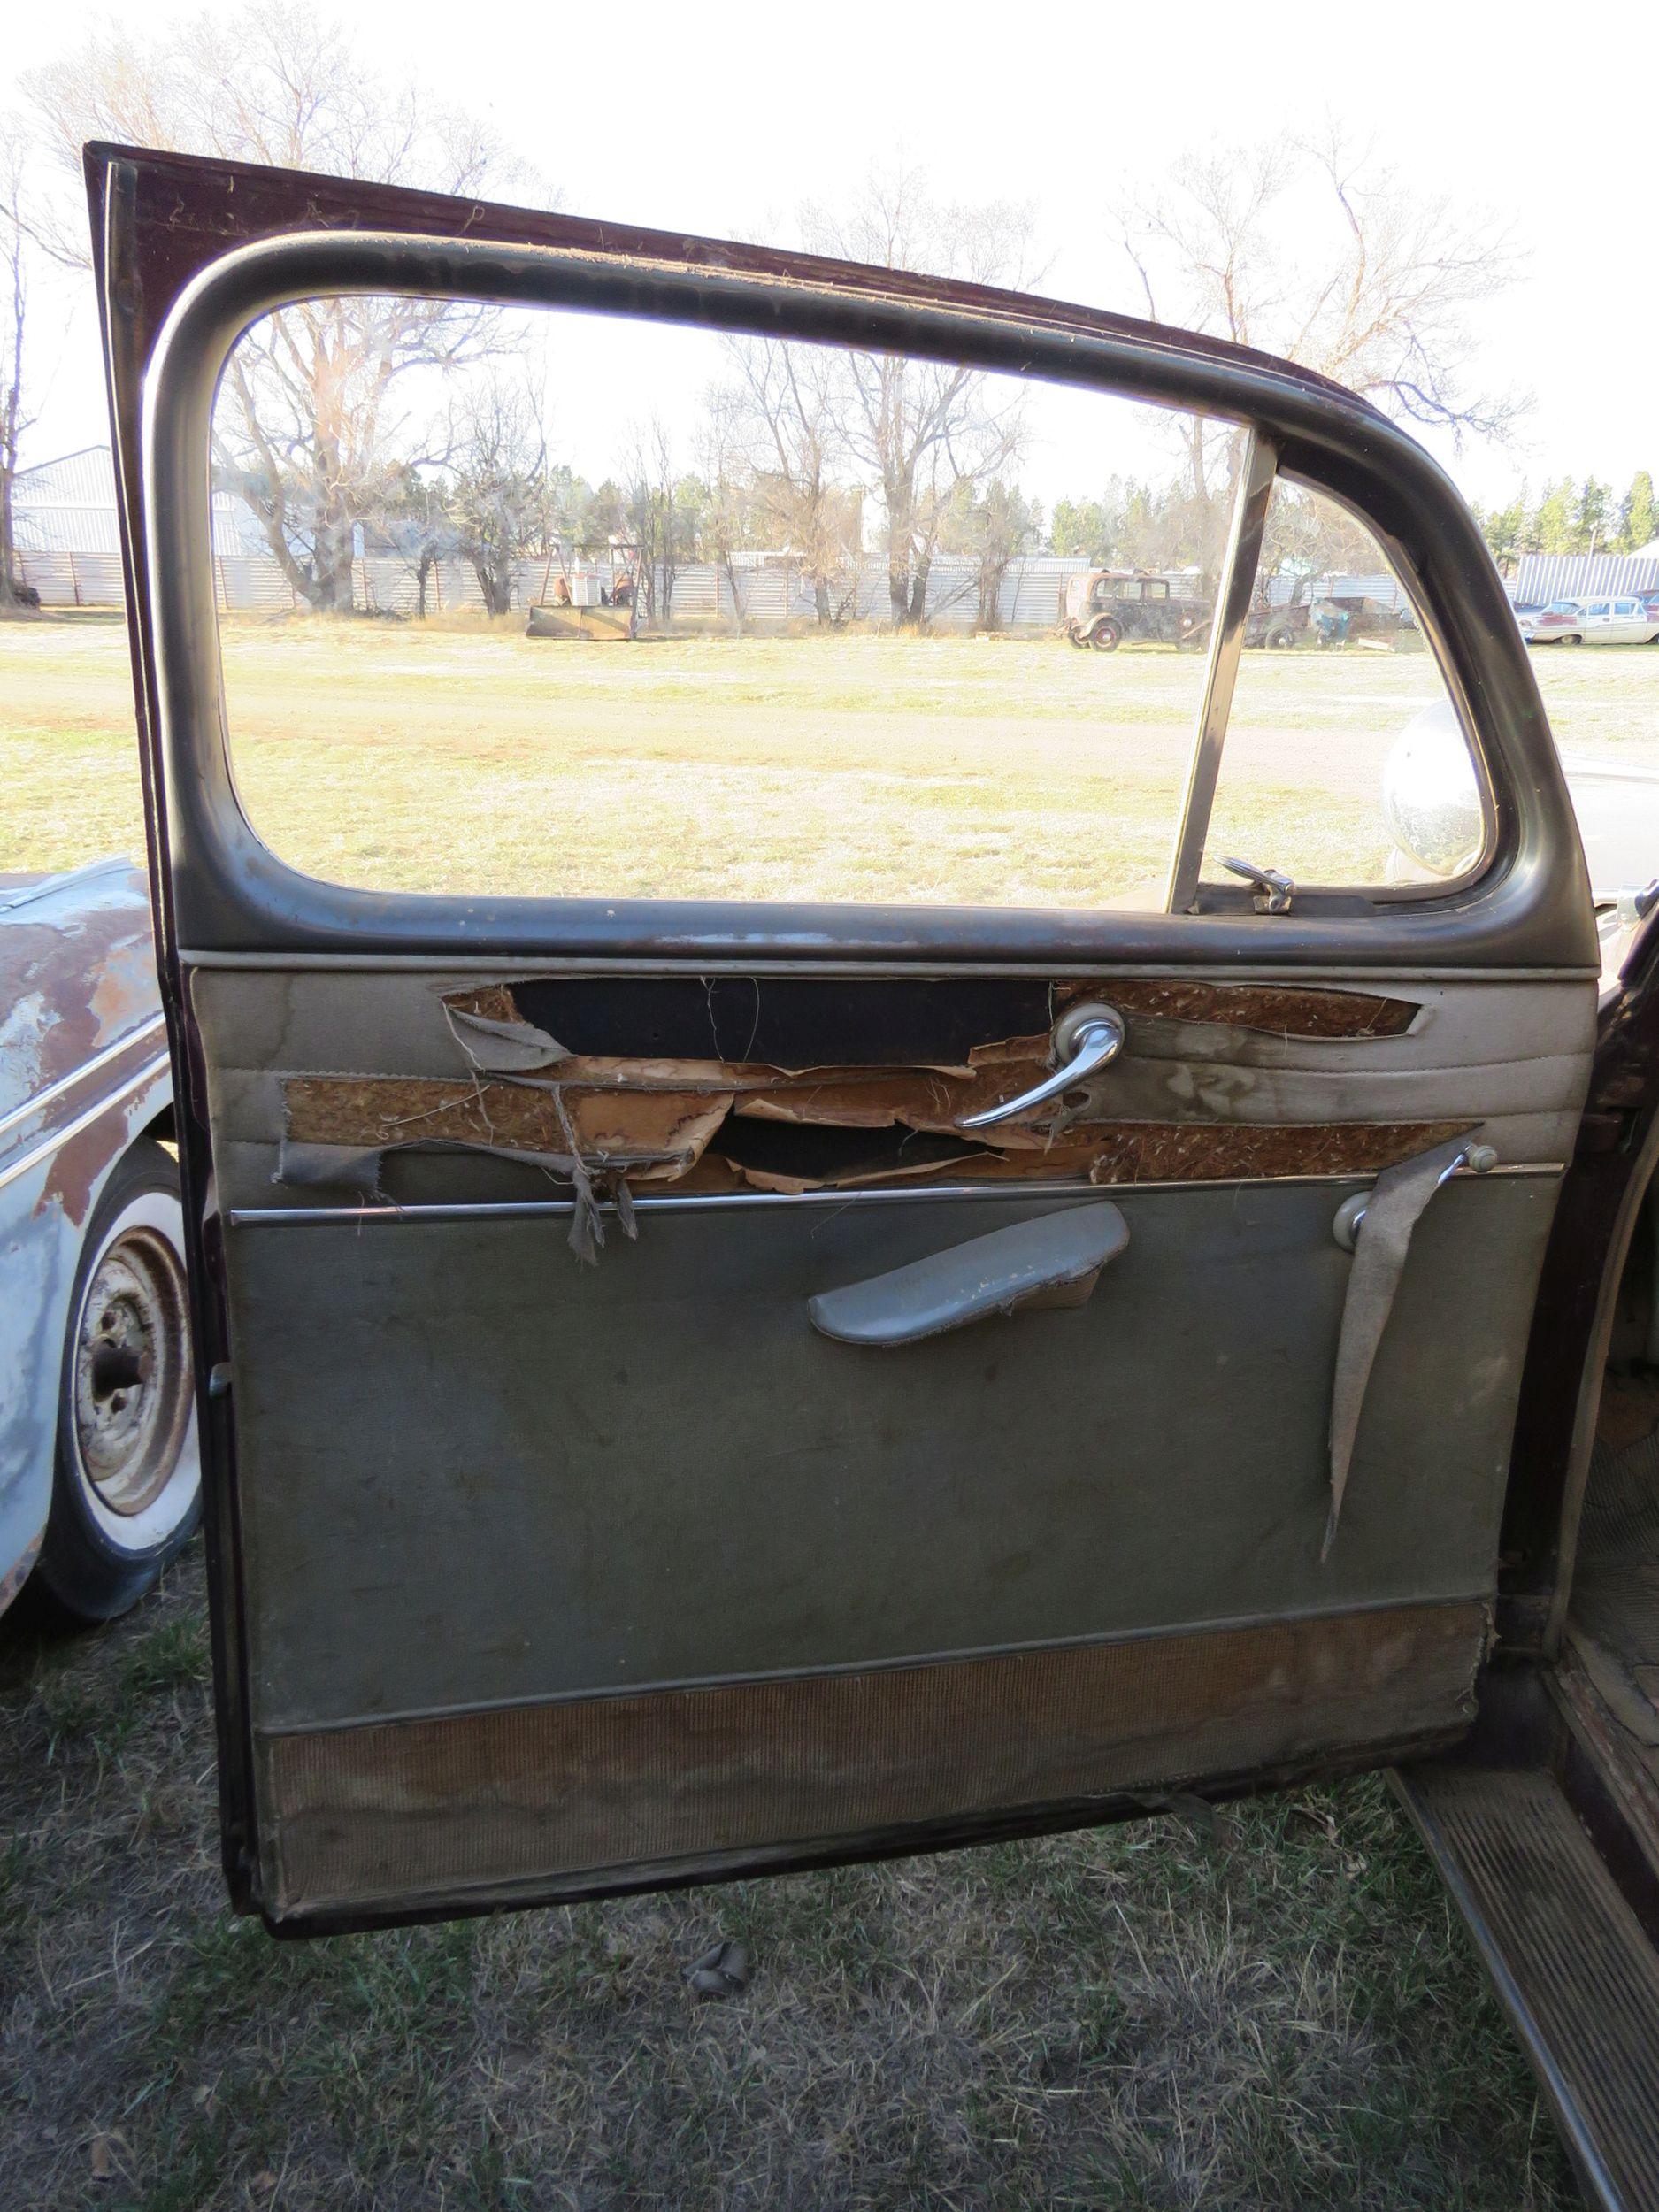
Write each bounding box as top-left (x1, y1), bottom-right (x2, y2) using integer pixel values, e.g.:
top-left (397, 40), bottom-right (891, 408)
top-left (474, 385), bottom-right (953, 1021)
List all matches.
top-left (958, 1002), bottom-right (1125, 1130)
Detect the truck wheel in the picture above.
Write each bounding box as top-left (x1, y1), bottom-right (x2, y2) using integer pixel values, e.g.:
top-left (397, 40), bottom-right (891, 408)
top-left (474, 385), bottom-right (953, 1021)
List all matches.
top-left (36, 1139), bottom-right (200, 1621)
top-left (1089, 619), bottom-right (1122, 652)
top-left (1265, 624), bottom-right (1295, 649)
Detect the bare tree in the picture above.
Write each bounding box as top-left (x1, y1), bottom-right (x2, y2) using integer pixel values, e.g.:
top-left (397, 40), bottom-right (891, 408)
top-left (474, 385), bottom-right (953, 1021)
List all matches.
top-left (621, 419), bottom-right (683, 626)
top-left (27, 3), bottom-right (532, 611)
top-left (802, 169), bottom-right (1037, 627)
top-left (446, 375), bottom-right (558, 618)
top-left (695, 388), bottom-right (760, 629)
top-left (1117, 131), bottom-right (1523, 578)
top-left (722, 338), bottom-right (861, 625)
top-left (0, 128), bottom-right (35, 610)
top-left (939, 480), bottom-right (1042, 630)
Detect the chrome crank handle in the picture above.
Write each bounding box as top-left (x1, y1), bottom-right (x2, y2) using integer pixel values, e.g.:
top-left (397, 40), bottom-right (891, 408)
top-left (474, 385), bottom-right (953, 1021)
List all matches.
top-left (1333, 1141), bottom-right (1499, 1250)
top-left (958, 1002), bottom-right (1126, 1131)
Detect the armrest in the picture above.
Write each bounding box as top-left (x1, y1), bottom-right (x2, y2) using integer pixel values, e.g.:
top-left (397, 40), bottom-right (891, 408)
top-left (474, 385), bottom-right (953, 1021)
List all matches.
top-left (808, 1202), bottom-right (1129, 1348)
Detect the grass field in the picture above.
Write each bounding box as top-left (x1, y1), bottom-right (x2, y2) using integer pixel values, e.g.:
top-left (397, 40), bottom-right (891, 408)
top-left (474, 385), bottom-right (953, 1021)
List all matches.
top-left (8, 612), bottom-right (1655, 897)
top-left (8, 611), bottom-right (1648, 2207)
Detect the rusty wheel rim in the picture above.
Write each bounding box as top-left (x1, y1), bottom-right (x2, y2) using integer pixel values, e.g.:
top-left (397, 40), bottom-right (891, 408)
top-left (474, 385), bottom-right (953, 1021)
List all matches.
top-left (73, 1221), bottom-right (192, 1518)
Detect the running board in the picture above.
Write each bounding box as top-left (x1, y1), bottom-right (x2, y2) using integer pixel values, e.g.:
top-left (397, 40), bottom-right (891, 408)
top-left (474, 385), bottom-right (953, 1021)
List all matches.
top-left (1396, 1749), bottom-right (1659, 2209)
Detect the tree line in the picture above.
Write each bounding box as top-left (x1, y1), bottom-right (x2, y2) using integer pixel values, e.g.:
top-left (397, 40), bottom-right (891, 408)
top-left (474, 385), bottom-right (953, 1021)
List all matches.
top-left (311, 384), bottom-right (1268, 632)
top-left (1472, 473), bottom-right (1656, 571)
top-left (2, 6), bottom-right (1529, 619)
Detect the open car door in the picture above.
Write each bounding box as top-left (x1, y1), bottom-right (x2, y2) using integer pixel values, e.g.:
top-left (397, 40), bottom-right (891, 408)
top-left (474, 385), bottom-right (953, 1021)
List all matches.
top-left (89, 143), bottom-right (1600, 1943)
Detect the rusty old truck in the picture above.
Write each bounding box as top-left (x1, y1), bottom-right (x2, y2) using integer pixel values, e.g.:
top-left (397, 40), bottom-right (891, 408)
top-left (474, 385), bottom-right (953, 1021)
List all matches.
top-left (83, 139), bottom-right (1659, 2206)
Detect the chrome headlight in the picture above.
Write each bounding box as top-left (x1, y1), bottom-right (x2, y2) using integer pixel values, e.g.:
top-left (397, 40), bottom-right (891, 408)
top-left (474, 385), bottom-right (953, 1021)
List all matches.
top-left (1382, 701), bottom-right (1483, 878)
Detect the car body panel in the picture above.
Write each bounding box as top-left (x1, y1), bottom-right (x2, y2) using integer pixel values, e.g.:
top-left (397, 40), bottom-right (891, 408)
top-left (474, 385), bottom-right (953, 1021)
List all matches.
top-left (0, 859), bottom-right (171, 1615)
top-left (1521, 601), bottom-right (1586, 644)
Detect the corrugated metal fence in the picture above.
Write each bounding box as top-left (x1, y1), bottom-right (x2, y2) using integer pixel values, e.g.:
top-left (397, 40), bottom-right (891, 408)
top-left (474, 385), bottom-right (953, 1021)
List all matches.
top-left (17, 546), bottom-right (1111, 626)
top-left (1513, 553), bottom-right (1659, 604)
top-left (16, 541), bottom-right (1389, 628)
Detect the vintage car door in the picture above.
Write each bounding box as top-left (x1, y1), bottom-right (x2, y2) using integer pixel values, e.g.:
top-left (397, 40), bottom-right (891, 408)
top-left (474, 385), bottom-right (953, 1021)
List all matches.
top-left (89, 142), bottom-right (1599, 1938)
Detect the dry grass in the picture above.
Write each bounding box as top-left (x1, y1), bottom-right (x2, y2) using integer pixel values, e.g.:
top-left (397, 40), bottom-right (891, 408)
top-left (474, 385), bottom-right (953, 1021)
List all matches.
top-left (11, 612), bottom-right (1652, 902)
top-left (4, 611), bottom-right (1636, 2207)
top-left (0, 1556), bottom-right (1576, 2212)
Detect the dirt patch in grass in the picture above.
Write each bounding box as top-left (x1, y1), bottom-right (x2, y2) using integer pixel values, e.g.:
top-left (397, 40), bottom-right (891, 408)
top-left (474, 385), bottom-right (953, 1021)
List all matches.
top-left (0, 1553), bottom-right (1576, 2210)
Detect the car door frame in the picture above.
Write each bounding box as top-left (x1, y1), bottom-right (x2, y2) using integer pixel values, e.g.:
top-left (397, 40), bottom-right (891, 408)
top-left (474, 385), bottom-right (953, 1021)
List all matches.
top-left (88, 141), bottom-right (1601, 1927)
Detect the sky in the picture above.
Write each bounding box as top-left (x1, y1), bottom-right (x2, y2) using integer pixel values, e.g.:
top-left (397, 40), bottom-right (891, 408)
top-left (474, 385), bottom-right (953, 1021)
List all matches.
top-left (6, 0), bottom-right (1658, 511)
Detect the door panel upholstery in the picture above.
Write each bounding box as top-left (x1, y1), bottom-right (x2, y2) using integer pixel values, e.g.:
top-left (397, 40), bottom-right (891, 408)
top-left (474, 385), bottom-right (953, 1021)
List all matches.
top-left (192, 959), bottom-right (1592, 1920)
top-left (197, 966), bottom-right (1593, 1210)
top-left (259, 1605), bottom-right (1485, 1922)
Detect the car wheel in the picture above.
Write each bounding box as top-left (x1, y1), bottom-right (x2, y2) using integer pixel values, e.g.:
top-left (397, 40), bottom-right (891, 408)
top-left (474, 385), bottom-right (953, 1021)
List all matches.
top-left (36, 1138), bottom-right (201, 1621)
top-left (1563, 633), bottom-right (1583, 646)
top-left (1088, 619), bottom-right (1121, 652)
top-left (1265, 625), bottom-right (1294, 649)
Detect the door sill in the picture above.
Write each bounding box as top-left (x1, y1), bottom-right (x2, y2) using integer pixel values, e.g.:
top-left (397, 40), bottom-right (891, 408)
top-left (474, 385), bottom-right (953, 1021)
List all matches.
top-left (1394, 1664), bottom-right (1659, 2210)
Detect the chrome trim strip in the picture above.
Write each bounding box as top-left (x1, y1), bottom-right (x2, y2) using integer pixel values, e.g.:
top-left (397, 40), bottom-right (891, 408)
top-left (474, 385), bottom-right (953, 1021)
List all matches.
top-left (0, 1053), bottom-right (171, 1195)
top-left (227, 1162), bottom-right (1564, 1229)
top-left (0, 856), bottom-right (132, 914)
top-left (0, 1013), bottom-right (168, 1148)
top-left (262, 1587), bottom-right (1493, 1736)
top-left (1165, 432), bottom-right (1278, 914)
top-left (179, 950), bottom-right (1603, 984)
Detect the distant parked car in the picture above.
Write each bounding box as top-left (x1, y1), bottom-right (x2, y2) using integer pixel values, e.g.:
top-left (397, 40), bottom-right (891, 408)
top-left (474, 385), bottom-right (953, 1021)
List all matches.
top-left (1520, 600), bottom-right (1591, 644)
top-left (1555, 595), bottom-right (1659, 646)
top-left (1242, 602), bottom-right (1309, 649)
top-left (1062, 569), bottom-right (1207, 650)
top-left (0, 858), bottom-right (196, 1623)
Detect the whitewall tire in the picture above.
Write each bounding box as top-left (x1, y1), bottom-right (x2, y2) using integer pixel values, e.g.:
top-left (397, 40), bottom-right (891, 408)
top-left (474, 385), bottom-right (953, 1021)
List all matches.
top-left (38, 1138), bottom-right (201, 1620)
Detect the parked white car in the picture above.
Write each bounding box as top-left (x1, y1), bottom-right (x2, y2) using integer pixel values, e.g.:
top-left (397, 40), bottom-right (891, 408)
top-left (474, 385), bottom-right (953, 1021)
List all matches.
top-left (1555, 595), bottom-right (1659, 646)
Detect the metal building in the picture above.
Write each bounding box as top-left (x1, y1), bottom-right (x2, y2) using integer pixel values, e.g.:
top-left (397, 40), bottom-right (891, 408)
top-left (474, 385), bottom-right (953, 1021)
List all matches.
top-left (13, 445), bottom-right (253, 606)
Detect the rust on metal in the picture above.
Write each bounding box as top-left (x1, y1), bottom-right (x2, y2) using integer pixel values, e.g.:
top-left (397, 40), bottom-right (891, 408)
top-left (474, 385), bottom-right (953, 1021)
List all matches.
top-left (0, 866), bottom-right (158, 1114)
top-left (257, 1599), bottom-right (1486, 1916)
top-left (0, 1528), bottom-right (44, 1621)
top-left (1, 864), bottom-right (167, 1226)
